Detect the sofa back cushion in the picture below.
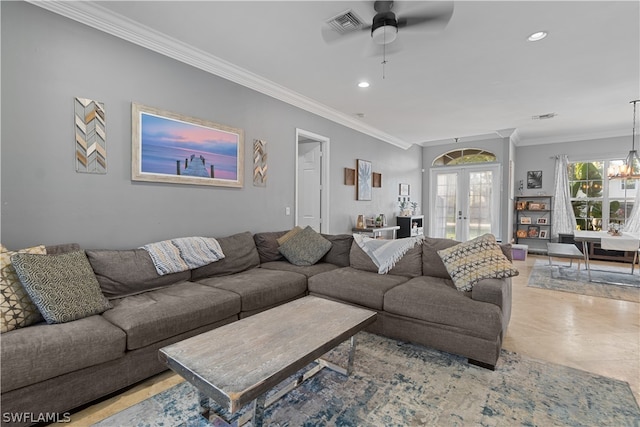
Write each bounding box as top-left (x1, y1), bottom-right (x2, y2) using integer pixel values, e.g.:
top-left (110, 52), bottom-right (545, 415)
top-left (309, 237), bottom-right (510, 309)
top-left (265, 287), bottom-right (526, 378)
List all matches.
top-left (253, 230), bottom-right (288, 263)
top-left (86, 249), bottom-right (191, 299)
top-left (320, 234), bottom-right (353, 267)
top-left (349, 241), bottom-right (422, 277)
top-left (191, 231), bottom-right (260, 279)
top-left (422, 237), bottom-right (461, 279)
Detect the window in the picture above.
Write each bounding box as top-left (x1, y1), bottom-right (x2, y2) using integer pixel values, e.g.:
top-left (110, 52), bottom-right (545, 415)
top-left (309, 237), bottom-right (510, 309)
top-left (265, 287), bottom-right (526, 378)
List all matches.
top-left (568, 160), bottom-right (637, 231)
top-left (432, 149), bottom-right (496, 166)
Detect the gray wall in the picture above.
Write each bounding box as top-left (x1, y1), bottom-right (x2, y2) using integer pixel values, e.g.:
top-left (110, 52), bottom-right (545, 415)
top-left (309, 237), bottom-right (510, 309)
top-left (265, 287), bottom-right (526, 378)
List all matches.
top-left (514, 135), bottom-right (630, 198)
top-left (0, 2), bottom-right (421, 249)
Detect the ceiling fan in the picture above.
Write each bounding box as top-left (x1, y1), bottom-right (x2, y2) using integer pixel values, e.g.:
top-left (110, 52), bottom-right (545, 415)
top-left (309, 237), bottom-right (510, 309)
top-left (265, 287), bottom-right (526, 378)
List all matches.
top-left (322, 1), bottom-right (454, 47)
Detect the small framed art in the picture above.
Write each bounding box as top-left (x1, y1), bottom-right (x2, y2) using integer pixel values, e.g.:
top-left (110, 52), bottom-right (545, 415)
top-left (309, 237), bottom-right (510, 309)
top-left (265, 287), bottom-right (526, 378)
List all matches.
top-left (536, 217), bottom-right (548, 225)
top-left (539, 230), bottom-right (548, 239)
top-left (520, 217), bottom-right (532, 224)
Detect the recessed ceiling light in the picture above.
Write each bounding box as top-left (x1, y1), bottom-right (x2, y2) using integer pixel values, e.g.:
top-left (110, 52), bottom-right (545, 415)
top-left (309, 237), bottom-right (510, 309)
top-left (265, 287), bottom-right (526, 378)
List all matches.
top-left (358, 81), bottom-right (370, 88)
top-left (527, 31), bottom-right (548, 42)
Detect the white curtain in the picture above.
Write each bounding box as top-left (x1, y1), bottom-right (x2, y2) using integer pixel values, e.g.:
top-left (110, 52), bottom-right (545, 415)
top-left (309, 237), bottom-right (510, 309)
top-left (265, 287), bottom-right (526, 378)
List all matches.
top-left (623, 181), bottom-right (640, 232)
top-left (551, 155), bottom-right (577, 239)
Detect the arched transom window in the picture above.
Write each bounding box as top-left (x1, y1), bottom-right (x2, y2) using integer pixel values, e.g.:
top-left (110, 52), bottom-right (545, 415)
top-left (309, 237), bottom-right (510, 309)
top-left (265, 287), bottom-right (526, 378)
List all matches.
top-left (432, 148), bottom-right (497, 166)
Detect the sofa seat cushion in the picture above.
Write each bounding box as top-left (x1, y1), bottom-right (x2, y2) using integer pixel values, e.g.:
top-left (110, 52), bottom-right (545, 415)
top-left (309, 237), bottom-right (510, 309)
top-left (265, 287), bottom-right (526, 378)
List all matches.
top-left (383, 276), bottom-right (503, 340)
top-left (308, 267), bottom-right (409, 310)
top-left (102, 281), bottom-right (240, 350)
top-left (196, 268), bottom-right (307, 312)
top-left (260, 261), bottom-right (339, 278)
top-left (0, 315), bottom-right (126, 393)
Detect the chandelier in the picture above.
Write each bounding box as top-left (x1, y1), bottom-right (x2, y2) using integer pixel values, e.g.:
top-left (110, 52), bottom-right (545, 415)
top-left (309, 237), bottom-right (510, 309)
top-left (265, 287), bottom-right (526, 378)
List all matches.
top-left (608, 99), bottom-right (640, 180)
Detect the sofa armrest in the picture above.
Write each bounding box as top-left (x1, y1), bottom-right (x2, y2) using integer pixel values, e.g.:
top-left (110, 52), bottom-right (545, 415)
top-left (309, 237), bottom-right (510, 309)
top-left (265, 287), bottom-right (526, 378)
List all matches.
top-left (472, 277), bottom-right (511, 308)
top-left (471, 277), bottom-right (512, 329)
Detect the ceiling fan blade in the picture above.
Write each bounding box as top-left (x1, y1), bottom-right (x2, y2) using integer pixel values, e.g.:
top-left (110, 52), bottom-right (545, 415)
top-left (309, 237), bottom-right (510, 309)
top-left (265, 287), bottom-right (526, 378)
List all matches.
top-left (396, 1), bottom-right (454, 31)
top-left (321, 22), bottom-right (370, 44)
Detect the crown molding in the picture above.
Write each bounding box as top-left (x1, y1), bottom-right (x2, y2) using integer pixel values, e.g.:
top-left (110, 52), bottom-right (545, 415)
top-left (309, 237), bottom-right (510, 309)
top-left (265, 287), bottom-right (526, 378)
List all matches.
top-left (515, 128), bottom-right (629, 147)
top-left (28, 0), bottom-right (412, 150)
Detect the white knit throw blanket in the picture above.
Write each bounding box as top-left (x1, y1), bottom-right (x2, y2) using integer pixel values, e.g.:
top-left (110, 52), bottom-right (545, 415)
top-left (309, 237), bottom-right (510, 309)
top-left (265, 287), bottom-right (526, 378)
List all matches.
top-left (141, 237), bottom-right (225, 276)
top-left (353, 234), bottom-right (424, 274)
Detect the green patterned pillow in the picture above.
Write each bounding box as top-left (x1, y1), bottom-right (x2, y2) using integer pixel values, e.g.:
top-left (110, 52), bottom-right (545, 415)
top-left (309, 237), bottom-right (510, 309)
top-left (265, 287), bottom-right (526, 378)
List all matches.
top-left (1, 244), bottom-right (46, 333)
top-left (279, 226), bottom-right (332, 266)
top-left (437, 234), bottom-right (519, 292)
top-left (10, 250), bottom-right (111, 324)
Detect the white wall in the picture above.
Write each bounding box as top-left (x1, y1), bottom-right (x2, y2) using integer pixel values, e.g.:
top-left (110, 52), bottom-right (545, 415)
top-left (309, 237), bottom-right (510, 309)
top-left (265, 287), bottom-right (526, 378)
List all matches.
top-left (0, 2), bottom-right (421, 249)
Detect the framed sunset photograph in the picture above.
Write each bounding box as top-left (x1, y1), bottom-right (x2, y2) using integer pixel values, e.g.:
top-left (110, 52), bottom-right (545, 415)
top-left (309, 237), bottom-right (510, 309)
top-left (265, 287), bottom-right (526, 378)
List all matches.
top-left (132, 103), bottom-right (244, 188)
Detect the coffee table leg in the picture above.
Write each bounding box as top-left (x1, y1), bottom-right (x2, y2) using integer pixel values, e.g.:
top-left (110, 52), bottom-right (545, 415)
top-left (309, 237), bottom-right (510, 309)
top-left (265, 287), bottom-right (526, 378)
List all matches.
top-left (252, 394), bottom-right (266, 427)
top-left (346, 335), bottom-right (357, 376)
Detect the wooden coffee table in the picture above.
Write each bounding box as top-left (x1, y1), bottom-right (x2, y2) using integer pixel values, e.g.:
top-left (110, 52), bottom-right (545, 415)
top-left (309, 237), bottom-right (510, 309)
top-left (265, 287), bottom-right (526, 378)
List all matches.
top-left (158, 296), bottom-right (376, 426)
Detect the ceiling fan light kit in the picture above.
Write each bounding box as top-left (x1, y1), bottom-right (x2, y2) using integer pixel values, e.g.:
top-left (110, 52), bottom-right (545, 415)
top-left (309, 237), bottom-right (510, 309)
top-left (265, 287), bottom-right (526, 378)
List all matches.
top-left (371, 22), bottom-right (398, 45)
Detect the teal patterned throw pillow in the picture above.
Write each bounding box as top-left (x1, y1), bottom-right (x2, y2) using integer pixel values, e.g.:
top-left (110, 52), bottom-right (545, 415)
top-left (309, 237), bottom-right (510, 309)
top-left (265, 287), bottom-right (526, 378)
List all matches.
top-left (10, 250), bottom-right (111, 324)
top-left (279, 226), bottom-right (332, 266)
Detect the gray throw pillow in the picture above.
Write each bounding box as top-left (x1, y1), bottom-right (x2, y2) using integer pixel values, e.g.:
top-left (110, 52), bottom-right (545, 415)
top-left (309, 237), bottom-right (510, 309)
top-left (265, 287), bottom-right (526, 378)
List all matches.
top-left (279, 226), bottom-right (332, 266)
top-left (10, 250), bottom-right (112, 324)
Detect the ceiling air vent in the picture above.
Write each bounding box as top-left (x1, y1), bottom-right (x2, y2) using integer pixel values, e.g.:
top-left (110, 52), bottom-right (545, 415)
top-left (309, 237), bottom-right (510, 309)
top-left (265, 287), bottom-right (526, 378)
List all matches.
top-left (326, 10), bottom-right (365, 35)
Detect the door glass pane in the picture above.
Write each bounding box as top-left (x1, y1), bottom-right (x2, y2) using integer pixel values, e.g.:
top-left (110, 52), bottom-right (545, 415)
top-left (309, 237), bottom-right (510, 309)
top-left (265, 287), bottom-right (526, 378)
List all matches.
top-left (468, 170), bottom-right (493, 239)
top-left (433, 173), bottom-right (457, 239)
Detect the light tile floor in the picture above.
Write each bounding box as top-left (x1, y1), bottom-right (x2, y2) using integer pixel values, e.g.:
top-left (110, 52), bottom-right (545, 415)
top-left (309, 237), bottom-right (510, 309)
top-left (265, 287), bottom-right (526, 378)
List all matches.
top-left (52, 254), bottom-right (640, 426)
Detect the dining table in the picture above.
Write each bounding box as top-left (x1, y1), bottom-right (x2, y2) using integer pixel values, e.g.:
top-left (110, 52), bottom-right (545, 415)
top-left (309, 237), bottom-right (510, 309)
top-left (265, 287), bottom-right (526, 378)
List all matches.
top-left (573, 230), bottom-right (640, 282)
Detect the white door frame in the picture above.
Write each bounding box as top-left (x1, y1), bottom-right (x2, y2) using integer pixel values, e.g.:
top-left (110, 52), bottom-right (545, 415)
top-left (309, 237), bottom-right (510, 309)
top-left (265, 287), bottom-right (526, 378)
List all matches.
top-left (295, 128), bottom-right (330, 233)
top-left (429, 163), bottom-right (502, 241)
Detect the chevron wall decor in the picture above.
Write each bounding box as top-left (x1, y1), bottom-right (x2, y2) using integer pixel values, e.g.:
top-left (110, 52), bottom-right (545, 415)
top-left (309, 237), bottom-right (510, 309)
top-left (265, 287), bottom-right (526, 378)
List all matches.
top-left (253, 139), bottom-right (267, 187)
top-left (75, 97), bottom-right (106, 174)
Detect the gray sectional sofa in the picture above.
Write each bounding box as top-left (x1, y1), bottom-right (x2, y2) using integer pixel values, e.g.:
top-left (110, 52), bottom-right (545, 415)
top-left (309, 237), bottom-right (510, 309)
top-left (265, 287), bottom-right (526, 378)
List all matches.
top-left (1, 230), bottom-right (513, 426)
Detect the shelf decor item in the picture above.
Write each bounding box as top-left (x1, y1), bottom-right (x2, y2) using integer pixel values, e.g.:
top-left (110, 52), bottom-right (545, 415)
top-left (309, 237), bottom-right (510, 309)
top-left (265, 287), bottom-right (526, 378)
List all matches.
top-left (520, 217), bottom-right (532, 224)
top-left (132, 103), bottom-right (244, 188)
top-left (528, 202), bottom-right (546, 210)
top-left (539, 230), bottom-right (548, 239)
top-left (516, 201), bottom-right (527, 210)
top-left (536, 217), bottom-right (548, 225)
top-left (527, 226), bottom-right (540, 238)
top-left (516, 229), bottom-right (528, 238)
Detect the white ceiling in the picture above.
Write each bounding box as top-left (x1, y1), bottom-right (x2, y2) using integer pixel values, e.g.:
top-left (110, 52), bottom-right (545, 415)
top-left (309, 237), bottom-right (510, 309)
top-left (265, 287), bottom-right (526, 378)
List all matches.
top-left (34, 1), bottom-right (640, 149)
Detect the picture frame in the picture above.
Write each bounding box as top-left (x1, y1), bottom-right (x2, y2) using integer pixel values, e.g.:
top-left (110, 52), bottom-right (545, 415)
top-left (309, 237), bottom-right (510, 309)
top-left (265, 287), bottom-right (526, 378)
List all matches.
top-left (527, 226), bottom-right (540, 238)
top-left (516, 201), bottom-right (527, 210)
top-left (356, 159), bottom-right (372, 201)
top-left (527, 170), bottom-right (543, 189)
top-left (344, 168), bottom-right (355, 186)
top-left (536, 217), bottom-right (548, 225)
top-left (539, 230), bottom-right (548, 239)
top-left (520, 216), bottom-right (532, 224)
top-left (132, 103), bottom-right (244, 188)
top-left (516, 229), bottom-right (528, 238)
top-left (399, 183), bottom-right (410, 196)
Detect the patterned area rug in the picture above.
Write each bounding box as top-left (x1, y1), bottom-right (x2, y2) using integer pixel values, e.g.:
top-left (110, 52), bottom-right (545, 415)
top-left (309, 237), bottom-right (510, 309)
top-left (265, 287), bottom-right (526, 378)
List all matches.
top-left (95, 333), bottom-right (639, 426)
top-left (528, 259), bottom-right (640, 302)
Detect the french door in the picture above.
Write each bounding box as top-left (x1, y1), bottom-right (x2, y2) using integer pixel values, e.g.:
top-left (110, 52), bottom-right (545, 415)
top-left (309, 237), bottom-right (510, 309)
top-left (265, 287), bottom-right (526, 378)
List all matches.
top-left (429, 164), bottom-right (501, 241)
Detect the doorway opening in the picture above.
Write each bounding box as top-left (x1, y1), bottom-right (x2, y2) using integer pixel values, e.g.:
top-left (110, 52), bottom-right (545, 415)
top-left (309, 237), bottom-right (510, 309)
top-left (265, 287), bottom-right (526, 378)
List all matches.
top-left (295, 129), bottom-right (330, 233)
